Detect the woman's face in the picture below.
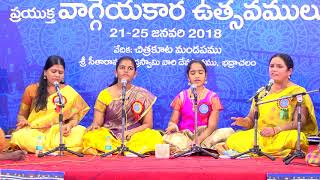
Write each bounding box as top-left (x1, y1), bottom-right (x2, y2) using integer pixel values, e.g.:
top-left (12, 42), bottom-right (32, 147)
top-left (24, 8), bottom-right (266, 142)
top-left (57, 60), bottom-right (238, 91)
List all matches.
top-left (269, 57), bottom-right (292, 83)
top-left (44, 64), bottom-right (65, 86)
top-left (115, 59), bottom-right (136, 83)
top-left (188, 63), bottom-right (207, 87)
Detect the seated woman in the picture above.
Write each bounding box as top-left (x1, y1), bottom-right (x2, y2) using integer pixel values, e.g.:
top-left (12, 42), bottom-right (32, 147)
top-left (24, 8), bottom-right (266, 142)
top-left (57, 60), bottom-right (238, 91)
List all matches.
top-left (164, 60), bottom-right (234, 154)
top-left (11, 55), bottom-right (90, 153)
top-left (226, 53), bottom-right (318, 157)
top-left (0, 128), bottom-right (26, 161)
top-left (83, 56), bottom-right (163, 155)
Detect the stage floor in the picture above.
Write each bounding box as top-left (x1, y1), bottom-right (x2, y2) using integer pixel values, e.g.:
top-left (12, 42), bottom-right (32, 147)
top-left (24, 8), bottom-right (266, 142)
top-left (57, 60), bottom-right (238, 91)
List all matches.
top-left (0, 152), bottom-right (319, 180)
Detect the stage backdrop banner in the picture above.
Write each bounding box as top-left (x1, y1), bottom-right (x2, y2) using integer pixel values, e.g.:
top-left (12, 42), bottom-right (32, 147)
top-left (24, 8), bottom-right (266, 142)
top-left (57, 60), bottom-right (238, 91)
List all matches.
top-left (0, 0), bottom-right (319, 132)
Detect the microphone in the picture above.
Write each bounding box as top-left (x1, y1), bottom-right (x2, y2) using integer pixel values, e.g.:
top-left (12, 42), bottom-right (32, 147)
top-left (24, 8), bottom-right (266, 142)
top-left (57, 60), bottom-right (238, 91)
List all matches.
top-left (190, 84), bottom-right (198, 102)
top-left (53, 81), bottom-right (63, 105)
top-left (121, 79), bottom-right (127, 101)
top-left (263, 79), bottom-right (274, 97)
top-left (247, 79), bottom-right (274, 102)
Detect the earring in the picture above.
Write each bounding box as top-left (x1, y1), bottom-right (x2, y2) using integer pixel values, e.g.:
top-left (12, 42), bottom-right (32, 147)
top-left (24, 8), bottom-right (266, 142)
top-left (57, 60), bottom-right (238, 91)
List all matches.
top-left (188, 82), bottom-right (191, 86)
top-left (205, 80), bottom-right (207, 84)
top-left (44, 75), bottom-right (47, 80)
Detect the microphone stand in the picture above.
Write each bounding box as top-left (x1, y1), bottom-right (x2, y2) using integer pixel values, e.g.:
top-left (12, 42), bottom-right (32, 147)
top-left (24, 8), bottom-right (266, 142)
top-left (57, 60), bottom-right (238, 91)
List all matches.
top-left (101, 83), bottom-right (145, 158)
top-left (38, 86), bottom-right (84, 157)
top-left (173, 88), bottom-right (219, 159)
top-left (231, 92), bottom-right (275, 160)
top-left (283, 95), bottom-right (305, 165)
top-left (247, 86), bottom-right (265, 103)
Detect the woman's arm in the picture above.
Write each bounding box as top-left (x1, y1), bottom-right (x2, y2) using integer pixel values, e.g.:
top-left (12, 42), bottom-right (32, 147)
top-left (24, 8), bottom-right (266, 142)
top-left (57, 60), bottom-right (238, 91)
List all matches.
top-left (86, 110), bottom-right (105, 131)
top-left (16, 115), bottom-right (29, 130)
top-left (274, 105), bottom-right (308, 134)
top-left (231, 108), bottom-right (254, 129)
top-left (16, 88), bottom-right (32, 130)
top-left (165, 93), bottom-right (182, 134)
top-left (165, 110), bottom-right (180, 134)
top-left (124, 108), bottom-right (154, 140)
top-left (62, 117), bottom-right (78, 136)
top-left (130, 108), bottom-right (153, 133)
top-left (246, 109), bottom-right (255, 129)
top-left (260, 105), bottom-right (308, 137)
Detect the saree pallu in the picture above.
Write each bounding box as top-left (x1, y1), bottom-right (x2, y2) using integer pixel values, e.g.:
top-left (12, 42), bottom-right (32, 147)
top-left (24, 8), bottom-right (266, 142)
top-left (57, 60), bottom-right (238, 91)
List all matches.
top-left (83, 85), bottom-right (163, 154)
top-left (11, 84), bottom-right (90, 153)
top-left (226, 85), bottom-right (318, 157)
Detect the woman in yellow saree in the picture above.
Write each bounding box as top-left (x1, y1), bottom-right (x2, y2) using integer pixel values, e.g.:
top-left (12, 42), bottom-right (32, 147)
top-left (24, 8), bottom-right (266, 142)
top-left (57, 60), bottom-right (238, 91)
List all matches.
top-left (226, 53), bottom-right (318, 157)
top-left (11, 55), bottom-right (90, 153)
top-left (83, 56), bottom-right (163, 155)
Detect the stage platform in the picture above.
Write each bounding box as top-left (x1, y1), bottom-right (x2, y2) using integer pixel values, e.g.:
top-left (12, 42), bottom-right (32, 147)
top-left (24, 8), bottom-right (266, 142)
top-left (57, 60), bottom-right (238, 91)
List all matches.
top-left (0, 151), bottom-right (319, 180)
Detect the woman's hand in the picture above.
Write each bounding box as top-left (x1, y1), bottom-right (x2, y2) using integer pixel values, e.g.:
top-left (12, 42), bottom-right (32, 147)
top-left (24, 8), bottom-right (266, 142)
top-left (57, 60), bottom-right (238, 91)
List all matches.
top-left (124, 130), bottom-right (134, 140)
top-left (86, 123), bottom-right (101, 131)
top-left (62, 124), bottom-right (72, 136)
top-left (16, 119), bottom-right (29, 130)
top-left (260, 127), bottom-right (278, 137)
top-left (231, 117), bottom-right (248, 127)
top-left (165, 123), bottom-right (179, 134)
top-left (118, 130), bottom-right (134, 140)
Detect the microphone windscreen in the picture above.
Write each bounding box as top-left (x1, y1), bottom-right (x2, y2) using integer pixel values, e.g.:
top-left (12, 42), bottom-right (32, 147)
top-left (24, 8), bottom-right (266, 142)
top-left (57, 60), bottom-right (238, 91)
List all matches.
top-left (54, 81), bottom-right (59, 87)
top-left (269, 79), bottom-right (274, 85)
top-left (121, 79), bottom-right (127, 85)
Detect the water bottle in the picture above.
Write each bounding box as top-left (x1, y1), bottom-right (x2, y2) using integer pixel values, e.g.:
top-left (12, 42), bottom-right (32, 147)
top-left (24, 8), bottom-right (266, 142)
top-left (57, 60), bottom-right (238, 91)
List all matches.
top-left (35, 136), bottom-right (43, 157)
top-left (104, 135), bottom-right (112, 155)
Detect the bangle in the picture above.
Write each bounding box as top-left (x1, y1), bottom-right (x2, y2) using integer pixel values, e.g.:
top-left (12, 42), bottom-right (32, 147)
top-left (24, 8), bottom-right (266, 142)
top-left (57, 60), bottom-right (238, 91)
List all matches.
top-left (277, 126), bottom-right (282, 133)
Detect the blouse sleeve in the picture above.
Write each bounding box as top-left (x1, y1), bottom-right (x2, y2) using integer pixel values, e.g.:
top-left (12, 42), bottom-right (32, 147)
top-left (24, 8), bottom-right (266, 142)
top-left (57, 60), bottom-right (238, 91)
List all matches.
top-left (210, 93), bottom-right (223, 111)
top-left (170, 92), bottom-right (183, 111)
top-left (94, 88), bottom-right (112, 113)
top-left (17, 84), bottom-right (37, 120)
